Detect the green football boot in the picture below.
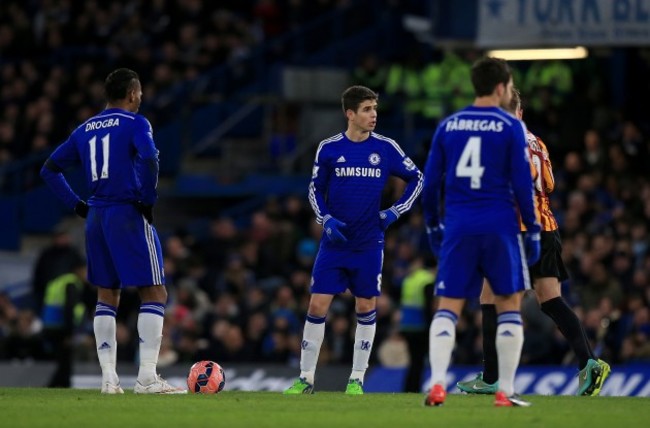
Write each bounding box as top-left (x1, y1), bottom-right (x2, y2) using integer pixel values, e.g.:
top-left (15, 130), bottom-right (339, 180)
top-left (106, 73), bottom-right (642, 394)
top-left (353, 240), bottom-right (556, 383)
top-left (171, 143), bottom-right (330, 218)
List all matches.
top-left (283, 377), bottom-right (314, 394)
top-left (456, 372), bottom-right (499, 394)
top-left (345, 379), bottom-right (364, 395)
top-left (578, 359), bottom-right (611, 396)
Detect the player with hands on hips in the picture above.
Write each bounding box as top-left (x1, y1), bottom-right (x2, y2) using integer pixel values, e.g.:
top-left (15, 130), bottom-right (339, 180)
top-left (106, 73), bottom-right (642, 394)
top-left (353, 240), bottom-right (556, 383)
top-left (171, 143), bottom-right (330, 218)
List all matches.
top-left (41, 68), bottom-right (185, 395)
top-left (285, 85), bottom-right (423, 395)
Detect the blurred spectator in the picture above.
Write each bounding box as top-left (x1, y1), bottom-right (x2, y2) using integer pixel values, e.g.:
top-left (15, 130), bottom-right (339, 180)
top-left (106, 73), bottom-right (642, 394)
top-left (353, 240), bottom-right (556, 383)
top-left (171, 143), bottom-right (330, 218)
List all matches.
top-left (2, 309), bottom-right (43, 361)
top-left (31, 227), bottom-right (84, 315)
top-left (351, 53), bottom-right (388, 94)
top-left (41, 262), bottom-right (89, 387)
top-left (581, 129), bottom-right (606, 173)
top-left (398, 255), bottom-right (435, 392)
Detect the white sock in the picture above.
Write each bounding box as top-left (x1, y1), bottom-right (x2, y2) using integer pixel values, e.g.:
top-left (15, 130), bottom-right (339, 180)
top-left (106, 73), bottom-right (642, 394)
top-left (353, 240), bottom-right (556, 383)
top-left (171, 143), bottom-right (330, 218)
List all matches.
top-left (299, 314), bottom-right (326, 384)
top-left (94, 302), bottom-right (118, 385)
top-left (350, 310), bottom-right (377, 383)
top-left (496, 312), bottom-right (524, 396)
top-left (428, 310), bottom-right (458, 387)
top-left (136, 302), bottom-right (165, 385)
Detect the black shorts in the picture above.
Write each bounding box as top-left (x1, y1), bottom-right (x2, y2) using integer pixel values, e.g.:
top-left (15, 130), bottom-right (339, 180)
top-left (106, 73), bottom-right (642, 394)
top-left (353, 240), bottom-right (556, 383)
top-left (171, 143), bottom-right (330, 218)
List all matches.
top-left (528, 230), bottom-right (569, 283)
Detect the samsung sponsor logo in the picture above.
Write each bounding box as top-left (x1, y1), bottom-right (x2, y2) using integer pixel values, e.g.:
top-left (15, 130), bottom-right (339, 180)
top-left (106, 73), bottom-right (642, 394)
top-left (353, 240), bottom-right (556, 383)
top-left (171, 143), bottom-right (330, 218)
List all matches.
top-left (86, 118), bottom-right (120, 131)
top-left (445, 119), bottom-right (504, 132)
top-left (335, 167), bottom-right (381, 178)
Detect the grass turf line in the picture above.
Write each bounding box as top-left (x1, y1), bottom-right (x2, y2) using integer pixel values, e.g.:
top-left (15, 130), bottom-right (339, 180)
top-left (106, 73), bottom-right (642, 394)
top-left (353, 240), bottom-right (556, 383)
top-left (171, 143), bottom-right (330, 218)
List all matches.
top-left (1, 389), bottom-right (648, 428)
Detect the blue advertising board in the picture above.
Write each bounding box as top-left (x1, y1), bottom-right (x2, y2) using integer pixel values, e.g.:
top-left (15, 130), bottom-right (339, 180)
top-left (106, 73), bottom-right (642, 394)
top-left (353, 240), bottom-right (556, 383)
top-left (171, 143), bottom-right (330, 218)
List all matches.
top-left (365, 365), bottom-right (650, 396)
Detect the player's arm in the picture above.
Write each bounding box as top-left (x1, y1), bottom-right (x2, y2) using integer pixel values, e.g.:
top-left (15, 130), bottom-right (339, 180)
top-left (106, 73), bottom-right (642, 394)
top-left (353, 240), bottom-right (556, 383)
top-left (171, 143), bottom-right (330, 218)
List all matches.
top-left (421, 128), bottom-right (444, 228)
top-left (538, 137), bottom-right (555, 194)
top-left (379, 145), bottom-right (423, 230)
top-left (510, 122), bottom-right (540, 234)
top-left (387, 148), bottom-right (424, 218)
top-left (307, 142), bottom-right (331, 225)
top-left (40, 137), bottom-right (84, 211)
top-left (133, 116), bottom-right (159, 206)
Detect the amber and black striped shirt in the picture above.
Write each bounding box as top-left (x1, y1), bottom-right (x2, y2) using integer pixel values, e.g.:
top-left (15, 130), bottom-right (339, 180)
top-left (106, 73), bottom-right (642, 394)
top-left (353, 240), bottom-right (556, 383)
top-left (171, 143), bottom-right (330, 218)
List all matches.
top-left (520, 130), bottom-right (558, 232)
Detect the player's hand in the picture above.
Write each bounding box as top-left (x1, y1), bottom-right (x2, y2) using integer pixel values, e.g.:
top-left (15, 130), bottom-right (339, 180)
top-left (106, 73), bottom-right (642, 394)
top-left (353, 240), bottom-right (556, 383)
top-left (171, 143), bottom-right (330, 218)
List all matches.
top-left (379, 208), bottom-right (399, 231)
top-left (74, 200), bottom-right (89, 219)
top-left (524, 231), bottom-right (541, 266)
top-left (426, 224), bottom-right (444, 257)
top-left (135, 202), bottom-right (154, 225)
top-left (323, 216), bottom-right (347, 244)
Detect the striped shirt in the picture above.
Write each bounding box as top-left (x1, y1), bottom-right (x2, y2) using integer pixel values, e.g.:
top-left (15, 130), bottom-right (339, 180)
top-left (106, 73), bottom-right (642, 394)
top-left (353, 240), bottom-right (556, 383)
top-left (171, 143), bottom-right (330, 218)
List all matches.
top-left (521, 130), bottom-right (558, 232)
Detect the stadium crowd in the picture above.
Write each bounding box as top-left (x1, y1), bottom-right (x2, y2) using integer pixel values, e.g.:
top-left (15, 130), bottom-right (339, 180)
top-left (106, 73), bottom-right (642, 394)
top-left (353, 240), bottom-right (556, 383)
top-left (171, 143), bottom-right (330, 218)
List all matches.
top-left (0, 0), bottom-right (369, 169)
top-left (2, 128), bottom-right (649, 369)
top-left (0, 0), bottom-right (649, 382)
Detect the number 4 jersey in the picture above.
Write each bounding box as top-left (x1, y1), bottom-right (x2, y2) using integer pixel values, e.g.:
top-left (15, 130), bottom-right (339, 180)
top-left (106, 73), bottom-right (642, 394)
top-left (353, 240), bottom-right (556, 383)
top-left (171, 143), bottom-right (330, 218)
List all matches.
top-left (422, 105), bottom-right (538, 237)
top-left (42, 108), bottom-right (159, 209)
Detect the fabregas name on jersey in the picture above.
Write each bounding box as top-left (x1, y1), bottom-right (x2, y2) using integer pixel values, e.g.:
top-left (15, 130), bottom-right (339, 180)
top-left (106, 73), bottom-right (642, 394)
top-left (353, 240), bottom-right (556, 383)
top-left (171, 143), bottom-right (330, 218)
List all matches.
top-left (335, 167), bottom-right (382, 178)
top-left (445, 118), bottom-right (504, 132)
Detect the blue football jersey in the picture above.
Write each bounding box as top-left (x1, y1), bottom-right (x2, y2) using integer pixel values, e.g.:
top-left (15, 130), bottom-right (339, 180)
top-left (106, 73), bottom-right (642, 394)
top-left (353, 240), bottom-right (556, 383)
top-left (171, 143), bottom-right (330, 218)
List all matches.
top-left (308, 132), bottom-right (423, 249)
top-left (42, 108), bottom-right (159, 208)
top-left (421, 106), bottom-right (538, 236)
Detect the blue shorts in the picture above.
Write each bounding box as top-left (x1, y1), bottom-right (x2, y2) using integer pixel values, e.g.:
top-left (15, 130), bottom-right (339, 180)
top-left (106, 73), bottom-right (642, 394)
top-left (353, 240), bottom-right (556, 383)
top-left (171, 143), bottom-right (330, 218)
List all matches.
top-left (311, 246), bottom-right (384, 298)
top-left (434, 233), bottom-right (530, 299)
top-left (85, 204), bottom-right (165, 288)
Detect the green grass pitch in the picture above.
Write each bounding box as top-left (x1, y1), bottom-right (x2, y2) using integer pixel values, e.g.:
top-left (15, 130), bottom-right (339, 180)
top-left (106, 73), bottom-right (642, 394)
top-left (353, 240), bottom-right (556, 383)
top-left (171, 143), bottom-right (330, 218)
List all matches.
top-left (1, 389), bottom-right (648, 428)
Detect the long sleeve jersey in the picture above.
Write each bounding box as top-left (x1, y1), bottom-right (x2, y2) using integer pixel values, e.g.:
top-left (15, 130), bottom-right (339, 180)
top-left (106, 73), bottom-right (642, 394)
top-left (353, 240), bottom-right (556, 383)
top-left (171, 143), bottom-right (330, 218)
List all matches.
top-left (308, 132), bottom-right (423, 249)
top-left (422, 105), bottom-right (540, 237)
top-left (40, 108), bottom-right (159, 209)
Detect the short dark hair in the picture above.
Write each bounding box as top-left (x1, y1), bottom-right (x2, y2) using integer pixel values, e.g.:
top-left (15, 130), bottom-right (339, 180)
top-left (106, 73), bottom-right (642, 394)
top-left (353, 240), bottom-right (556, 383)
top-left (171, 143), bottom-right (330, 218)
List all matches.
top-left (105, 68), bottom-right (139, 102)
top-left (470, 57), bottom-right (512, 97)
top-left (341, 85), bottom-right (378, 114)
top-left (506, 87), bottom-right (521, 114)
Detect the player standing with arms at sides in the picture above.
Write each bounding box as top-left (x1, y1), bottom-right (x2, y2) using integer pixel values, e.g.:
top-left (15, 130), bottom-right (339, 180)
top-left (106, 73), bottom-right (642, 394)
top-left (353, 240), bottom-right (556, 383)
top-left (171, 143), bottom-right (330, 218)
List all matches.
top-left (456, 88), bottom-right (611, 397)
top-left (40, 68), bottom-right (185, 394)
top-left (421, 57), bottom-right (540, 407)
top-left (284, 85), bottom-right (423, 395)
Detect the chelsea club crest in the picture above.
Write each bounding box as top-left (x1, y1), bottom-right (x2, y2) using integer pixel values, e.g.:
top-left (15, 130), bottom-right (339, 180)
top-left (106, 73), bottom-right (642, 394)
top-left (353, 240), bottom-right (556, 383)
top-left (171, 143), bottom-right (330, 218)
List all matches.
top-left (368, 153), bottom-right (381, 165)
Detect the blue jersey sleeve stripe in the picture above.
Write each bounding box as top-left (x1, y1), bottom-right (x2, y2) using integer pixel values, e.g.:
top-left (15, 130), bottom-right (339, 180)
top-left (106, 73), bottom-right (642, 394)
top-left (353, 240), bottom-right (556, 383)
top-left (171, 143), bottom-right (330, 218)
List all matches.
top-left (395, 170), bottom-right (424, 214)
top-left (308, 181), bottom-right (324, 224)
top-left (374, 133), bottom-right (422, 214)
top-left (314, 133), bottom-right (343, 160)
top-left (308, 134), bottom-right (342, 223)
top-left (373, 132), bottom-right (406, 157)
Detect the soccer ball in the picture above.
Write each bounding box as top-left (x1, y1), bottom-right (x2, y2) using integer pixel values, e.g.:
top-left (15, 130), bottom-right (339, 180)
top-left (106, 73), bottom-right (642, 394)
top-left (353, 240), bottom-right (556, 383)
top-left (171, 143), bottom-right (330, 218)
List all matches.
top-left (187, 360), bottom-right (226, 394)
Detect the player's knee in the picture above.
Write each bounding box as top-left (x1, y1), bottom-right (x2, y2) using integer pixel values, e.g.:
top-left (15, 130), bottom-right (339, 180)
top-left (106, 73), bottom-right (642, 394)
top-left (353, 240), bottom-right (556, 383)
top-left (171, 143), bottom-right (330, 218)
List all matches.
top-left (307, 302), bottom-right (329, 317)
top-left (533, 279), bottom-right (560, 303)
top-left (97, 288), bottom-right (120, 307)
top-left (138, 284), bottom-right (168, 305)
top-left (354, 298), bottom-right (376, 314)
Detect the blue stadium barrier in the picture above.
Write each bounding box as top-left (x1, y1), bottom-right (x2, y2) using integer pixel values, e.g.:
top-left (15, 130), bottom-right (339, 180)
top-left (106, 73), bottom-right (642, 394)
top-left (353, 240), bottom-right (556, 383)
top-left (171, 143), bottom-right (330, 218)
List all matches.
top-left (34, 363), bottom-right (650, 396)
top-left (0, 195), bottom-right (21, 250)
top-left (365, 365), bottom-right (650, 397)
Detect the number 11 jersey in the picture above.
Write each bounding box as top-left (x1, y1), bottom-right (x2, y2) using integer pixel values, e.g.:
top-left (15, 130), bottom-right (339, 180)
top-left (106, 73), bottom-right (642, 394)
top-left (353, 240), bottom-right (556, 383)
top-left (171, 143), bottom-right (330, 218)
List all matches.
top-left (47, 108), bottom-right (159, 208)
